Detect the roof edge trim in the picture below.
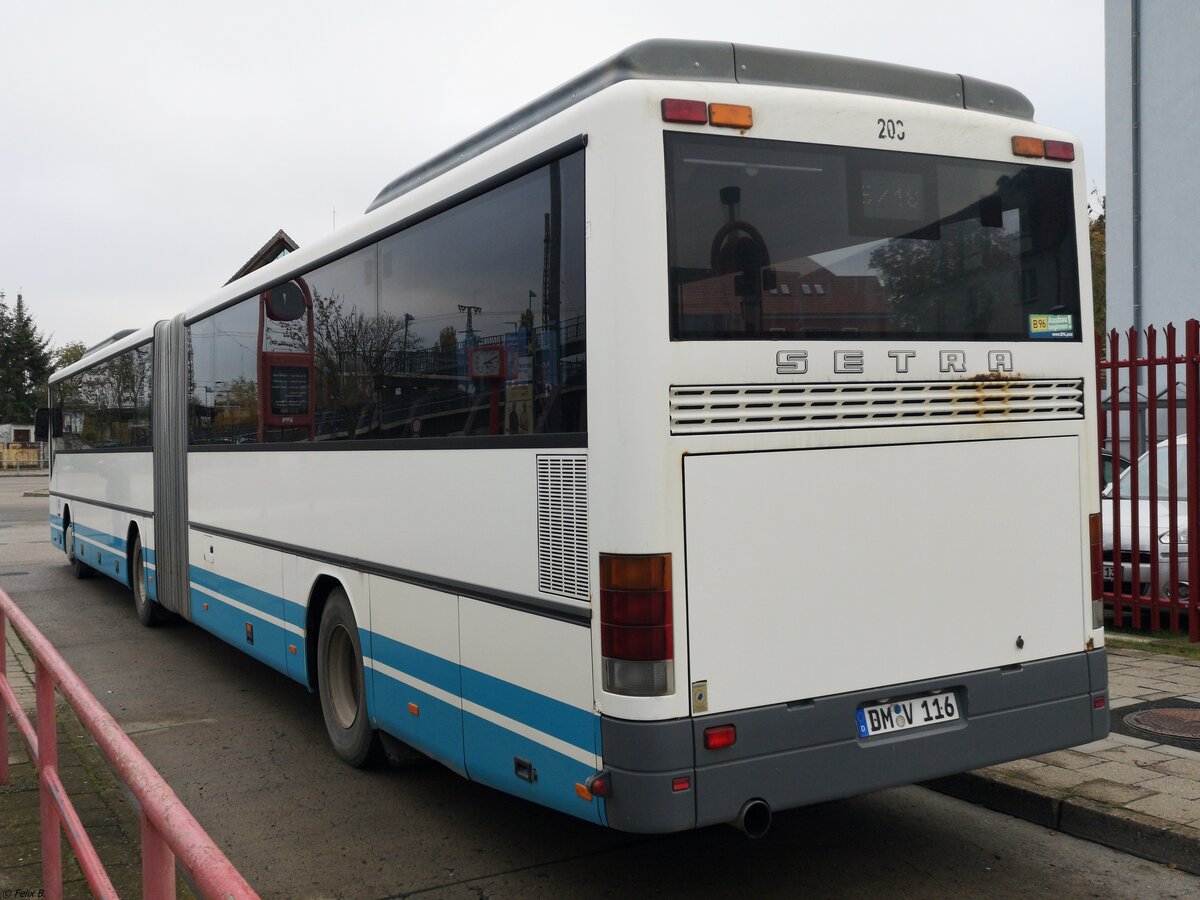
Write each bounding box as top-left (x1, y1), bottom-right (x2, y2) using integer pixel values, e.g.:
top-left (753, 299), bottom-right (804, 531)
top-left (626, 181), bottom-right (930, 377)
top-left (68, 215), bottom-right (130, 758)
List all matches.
top-left (366, 38), bottom-right (1035, 214)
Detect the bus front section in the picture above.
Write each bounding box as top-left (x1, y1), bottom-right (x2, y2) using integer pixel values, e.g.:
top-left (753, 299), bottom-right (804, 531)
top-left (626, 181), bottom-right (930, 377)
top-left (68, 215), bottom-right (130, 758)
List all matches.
top-left (592, 68), bottom-right (1106, 834)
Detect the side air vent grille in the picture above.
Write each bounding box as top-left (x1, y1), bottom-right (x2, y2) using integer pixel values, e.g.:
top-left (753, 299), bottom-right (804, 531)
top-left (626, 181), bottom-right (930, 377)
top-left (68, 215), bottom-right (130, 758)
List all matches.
top-left (670, 379), bottom-right (1085, 435)
top-left (537, 455), bottom-right (589, 601)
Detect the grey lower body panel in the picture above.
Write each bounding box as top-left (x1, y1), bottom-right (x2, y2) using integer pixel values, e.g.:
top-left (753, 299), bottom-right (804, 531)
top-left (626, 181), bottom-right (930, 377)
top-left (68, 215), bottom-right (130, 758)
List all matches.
top-left (600, 648), bottom-right (1108, 833)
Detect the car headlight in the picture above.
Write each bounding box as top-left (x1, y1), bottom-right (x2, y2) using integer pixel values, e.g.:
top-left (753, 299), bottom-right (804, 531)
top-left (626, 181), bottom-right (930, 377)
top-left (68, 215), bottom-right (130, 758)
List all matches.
top-left (1160, 528), bottom-right (1188, 544)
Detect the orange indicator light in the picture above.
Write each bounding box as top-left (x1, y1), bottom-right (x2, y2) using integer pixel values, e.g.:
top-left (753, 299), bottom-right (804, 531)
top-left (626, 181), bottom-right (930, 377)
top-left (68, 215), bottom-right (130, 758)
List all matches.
top-left (288, 644), bottom-right (297, 655)
top-left (1011, 136), bottom-right (1045, 158)
top-left (408, 702), bottom-right (420, 716)
top-left (575, 783), bottom-right (594, 800)
top-left (709, 103), bottom-right (753, 129)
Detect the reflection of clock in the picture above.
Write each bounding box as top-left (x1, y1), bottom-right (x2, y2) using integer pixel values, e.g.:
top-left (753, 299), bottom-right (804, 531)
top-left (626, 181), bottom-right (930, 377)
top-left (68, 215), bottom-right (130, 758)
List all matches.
top-left (469, 346), bottom-right (505, 380)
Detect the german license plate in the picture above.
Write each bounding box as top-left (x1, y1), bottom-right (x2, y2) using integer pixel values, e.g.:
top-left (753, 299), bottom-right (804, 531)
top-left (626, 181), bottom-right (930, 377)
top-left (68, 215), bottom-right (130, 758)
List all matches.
top-left (856, 691), bottom-right (959, 738)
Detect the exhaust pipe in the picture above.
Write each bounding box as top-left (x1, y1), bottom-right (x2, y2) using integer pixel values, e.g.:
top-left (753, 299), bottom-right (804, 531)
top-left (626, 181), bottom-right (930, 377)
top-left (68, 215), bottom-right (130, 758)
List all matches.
top-left (732, 798), bottom-right (772, 838)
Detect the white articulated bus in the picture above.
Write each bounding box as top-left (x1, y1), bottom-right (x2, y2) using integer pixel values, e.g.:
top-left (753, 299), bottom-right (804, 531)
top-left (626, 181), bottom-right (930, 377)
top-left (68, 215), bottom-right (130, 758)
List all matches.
top-left (41, 40), bottom-right (1107, 836)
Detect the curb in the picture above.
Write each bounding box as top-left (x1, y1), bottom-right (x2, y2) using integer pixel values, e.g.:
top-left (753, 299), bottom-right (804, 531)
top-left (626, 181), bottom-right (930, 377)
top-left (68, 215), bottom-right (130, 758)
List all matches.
top-left (926, 771), bottom-right (1200, 875)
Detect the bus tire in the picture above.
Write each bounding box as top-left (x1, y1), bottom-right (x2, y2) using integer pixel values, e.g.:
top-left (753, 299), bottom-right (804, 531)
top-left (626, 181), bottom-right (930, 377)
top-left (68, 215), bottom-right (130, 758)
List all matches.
top-left (317, 587), bottom-right (380, 767)
top-left (130, 533), bottom-right (161, 626)
top-left (65, 521), bottom-right (92, 579)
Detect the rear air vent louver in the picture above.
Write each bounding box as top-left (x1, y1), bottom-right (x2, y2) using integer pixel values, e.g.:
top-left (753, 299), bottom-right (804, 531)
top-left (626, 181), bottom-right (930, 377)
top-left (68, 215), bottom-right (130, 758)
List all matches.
top-left (670, 379), bottom-right (1085, 436)
top-left (537, 455), bottom-right (589, 601)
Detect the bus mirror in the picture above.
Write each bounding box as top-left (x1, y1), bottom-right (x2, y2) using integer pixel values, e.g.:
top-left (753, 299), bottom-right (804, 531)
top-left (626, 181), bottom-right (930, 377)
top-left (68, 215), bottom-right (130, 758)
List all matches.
top-left (35, 408), bottom-right (62, 440)
top-left (265, 281), bottom-right (308, 322)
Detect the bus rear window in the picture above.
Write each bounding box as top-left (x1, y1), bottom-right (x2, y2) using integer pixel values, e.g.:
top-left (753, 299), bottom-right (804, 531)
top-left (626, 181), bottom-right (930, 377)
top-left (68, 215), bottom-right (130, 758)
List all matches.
top-left (666, 133), bottom-right (1080, 342)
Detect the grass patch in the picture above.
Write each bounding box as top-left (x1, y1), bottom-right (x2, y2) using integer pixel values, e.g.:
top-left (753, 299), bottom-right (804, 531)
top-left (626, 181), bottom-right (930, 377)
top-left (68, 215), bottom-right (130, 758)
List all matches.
top-left (1106, 626), bottom-right (1200, 660)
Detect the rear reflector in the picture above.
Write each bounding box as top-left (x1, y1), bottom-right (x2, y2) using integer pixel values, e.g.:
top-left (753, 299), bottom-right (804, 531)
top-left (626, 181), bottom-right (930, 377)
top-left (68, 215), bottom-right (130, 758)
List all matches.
top-left (661, 98), bottom-right (708, 124)
top-left (601, 553), bottom-right (674, 696)
top-left (1089, 513), bottom-right (1102, 601)
top-left (585, 772), bottom-right (612, 797)
top-left (704, 724), bottom-right (737, 750)
top-left (1044, 140), bottom-right (1075, 161)
top-left (1094, 696), bottom-right (1106, 709)
top-left (672, 776), bottom-right (691, 792)
top-left (709, 103), bottom-right (753, 129)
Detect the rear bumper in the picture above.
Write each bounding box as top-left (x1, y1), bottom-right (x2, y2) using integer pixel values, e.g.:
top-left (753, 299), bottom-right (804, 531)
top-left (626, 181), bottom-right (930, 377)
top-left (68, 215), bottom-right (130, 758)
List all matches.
top-left (600, 648), bottom-right (1109, 833)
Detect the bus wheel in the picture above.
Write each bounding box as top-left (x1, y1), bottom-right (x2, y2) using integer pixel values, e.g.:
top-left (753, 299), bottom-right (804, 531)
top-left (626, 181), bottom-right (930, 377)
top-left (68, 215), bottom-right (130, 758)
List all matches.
top-left (65, 521), bottom-right (92, 579)
top-left (317, 588), bottom-right (380, 766)
top-left (130, 533), bottom-right (161, 626)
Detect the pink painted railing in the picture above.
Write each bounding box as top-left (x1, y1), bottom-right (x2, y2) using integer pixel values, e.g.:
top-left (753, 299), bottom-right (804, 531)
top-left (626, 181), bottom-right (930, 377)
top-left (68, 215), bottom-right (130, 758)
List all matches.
top-left (0, 586), bottom-right (258, 899)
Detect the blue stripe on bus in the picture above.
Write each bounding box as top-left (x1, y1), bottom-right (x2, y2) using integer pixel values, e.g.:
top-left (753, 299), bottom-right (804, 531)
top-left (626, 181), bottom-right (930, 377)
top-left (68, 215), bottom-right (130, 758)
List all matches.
top-left (68, 523), bottom-right (130, 588)
top-left (188, 579), bottom-right (292, 679)
top-left (367, 631), bottom-right (462, 699)
top-left (191, 566), bottom-right (282, 618)
top-left (72, 521), bottom-right (128, 553)
top-left (460, 666), bottom-right (597, 755)
top-left (367, 633), bottom-right (597, 755)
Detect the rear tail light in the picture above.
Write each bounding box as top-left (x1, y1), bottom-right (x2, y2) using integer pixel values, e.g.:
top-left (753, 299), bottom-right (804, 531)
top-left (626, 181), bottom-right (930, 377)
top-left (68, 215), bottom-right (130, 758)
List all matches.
top-left (600, 553), bottom-right (674, 696)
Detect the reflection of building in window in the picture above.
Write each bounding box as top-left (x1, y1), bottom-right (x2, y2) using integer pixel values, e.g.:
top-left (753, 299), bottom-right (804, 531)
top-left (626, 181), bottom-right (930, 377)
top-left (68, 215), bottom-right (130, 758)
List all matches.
top-left (677, 260), bottom-right (891, 336)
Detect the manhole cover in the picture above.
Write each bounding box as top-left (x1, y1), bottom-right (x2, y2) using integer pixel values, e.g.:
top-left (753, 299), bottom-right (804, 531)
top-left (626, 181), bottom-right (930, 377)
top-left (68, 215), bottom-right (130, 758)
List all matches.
top-left (1125, 707), bottom-right (1200, 740)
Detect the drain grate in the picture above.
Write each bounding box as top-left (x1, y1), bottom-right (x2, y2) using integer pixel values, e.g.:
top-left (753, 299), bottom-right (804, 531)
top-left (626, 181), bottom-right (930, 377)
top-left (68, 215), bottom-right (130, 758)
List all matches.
top-left (1110, 698), bottom-right (1200, 750)
top-left (1125, 707), bottom-right (1200, 740)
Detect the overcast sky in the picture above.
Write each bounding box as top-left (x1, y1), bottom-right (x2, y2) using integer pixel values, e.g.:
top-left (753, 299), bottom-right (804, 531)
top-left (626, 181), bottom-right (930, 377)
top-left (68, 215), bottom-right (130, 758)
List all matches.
top-left (0, 0), bottom-right (1105, 351)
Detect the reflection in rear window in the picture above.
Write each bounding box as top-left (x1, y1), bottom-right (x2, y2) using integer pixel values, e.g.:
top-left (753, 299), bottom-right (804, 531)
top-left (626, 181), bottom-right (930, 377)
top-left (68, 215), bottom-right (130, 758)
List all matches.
top-left (666, 133), bottom-right (1080, 342)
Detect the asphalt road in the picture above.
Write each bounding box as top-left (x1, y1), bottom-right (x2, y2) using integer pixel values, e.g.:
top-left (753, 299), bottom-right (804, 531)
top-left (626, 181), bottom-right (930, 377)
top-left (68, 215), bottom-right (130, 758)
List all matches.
top-left (1, 476), bottom-right (1196, 898)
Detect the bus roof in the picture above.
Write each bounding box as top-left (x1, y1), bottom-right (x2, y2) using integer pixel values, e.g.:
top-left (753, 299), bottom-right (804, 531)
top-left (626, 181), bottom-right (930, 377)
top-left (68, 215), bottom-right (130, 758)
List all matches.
top-left (366, 38), bottom-right (1035, 214)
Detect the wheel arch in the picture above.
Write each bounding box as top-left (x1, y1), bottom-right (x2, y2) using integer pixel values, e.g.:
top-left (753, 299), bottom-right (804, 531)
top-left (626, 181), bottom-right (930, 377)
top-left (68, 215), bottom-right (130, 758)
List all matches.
top-left (62, 503), bottom-right (74, 556)
top-left (305, 573), bottom-right (344, 691)
top-left (125, 520), bottom-right (141, 561)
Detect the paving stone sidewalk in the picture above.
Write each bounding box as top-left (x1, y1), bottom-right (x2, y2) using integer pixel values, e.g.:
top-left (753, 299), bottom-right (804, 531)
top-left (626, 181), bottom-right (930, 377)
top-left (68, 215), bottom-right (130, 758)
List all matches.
top-left (931, 645), bottom-right (1200, 875)
top-left (2, 621), bottom-right (194, 897)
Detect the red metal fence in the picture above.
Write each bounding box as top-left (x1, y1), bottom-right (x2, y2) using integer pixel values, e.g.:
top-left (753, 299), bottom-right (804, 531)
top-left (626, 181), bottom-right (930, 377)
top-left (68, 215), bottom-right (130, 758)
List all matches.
top-left (1097, 320), bottom-right (1200, 641)
top-left (0, 586), bottom-right (259, 900)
